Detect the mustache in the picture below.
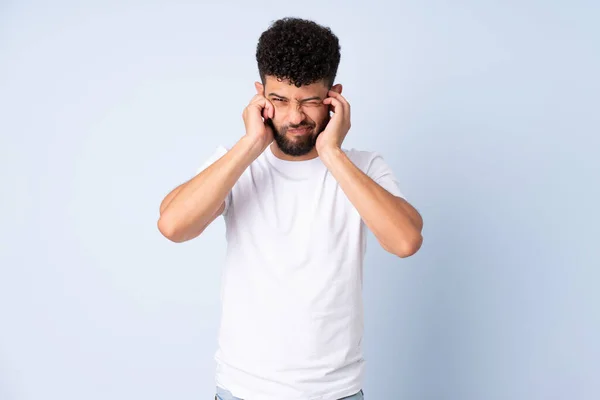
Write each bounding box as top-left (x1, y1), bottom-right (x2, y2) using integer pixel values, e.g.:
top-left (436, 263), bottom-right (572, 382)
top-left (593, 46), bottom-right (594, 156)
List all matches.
top-left (285, 122), bottom-right (315, 130)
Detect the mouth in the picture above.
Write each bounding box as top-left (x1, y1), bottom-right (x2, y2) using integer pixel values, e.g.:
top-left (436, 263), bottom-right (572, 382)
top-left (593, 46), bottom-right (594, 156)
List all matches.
top-left (287, 127), bottom-right (312, 136)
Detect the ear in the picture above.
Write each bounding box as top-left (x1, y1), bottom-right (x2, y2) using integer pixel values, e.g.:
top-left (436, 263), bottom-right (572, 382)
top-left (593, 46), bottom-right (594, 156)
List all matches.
top-left (330, 83), bottom-right (343, 95)
top-left (255, 81), bottom-right (264, 95)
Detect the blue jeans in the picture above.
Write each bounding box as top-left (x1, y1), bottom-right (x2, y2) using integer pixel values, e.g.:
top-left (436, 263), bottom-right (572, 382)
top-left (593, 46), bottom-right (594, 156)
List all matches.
top-left (215, 386), bottom-right (364, 399)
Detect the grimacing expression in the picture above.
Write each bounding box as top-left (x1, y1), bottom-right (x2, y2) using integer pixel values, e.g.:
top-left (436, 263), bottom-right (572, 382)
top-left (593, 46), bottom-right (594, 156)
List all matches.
top-left (263, 78), bottom-right (332, 156)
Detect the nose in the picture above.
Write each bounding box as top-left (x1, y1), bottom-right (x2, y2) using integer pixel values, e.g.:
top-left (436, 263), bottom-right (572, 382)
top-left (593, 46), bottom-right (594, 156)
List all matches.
top-left (288, 106), bottom-right (305, 126)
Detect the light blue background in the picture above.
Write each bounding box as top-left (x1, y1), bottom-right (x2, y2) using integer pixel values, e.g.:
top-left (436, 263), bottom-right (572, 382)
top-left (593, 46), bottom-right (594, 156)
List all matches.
top-left (1, 1), bottom-right (598, 399)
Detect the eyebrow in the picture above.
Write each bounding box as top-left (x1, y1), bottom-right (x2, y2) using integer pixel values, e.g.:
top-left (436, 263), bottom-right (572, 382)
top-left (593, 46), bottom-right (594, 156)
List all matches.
top-left (268, 93), bottom-right (322, 102)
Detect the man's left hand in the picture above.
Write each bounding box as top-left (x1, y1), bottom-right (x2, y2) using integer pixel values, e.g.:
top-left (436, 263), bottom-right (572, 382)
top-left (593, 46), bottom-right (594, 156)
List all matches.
top-left (316, 90), bottom-right (351, 154)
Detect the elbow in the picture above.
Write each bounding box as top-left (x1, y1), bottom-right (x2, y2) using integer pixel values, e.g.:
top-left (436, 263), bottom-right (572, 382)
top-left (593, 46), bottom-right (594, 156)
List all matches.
top-left (399, 234), bottom-right (423, 258)
top-left (157, 216), bottom-right (187, 243)
top-left (384, 233), bottom-right (423, 258)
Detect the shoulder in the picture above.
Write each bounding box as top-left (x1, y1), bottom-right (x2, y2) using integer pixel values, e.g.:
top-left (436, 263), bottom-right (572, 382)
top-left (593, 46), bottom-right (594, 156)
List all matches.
top-left (342, 147), bottom-right (389, 172)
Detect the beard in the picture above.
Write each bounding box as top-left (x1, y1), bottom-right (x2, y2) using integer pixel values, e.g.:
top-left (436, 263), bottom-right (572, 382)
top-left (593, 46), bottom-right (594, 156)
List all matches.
top-left (267, 113), bottom-right (330, 157)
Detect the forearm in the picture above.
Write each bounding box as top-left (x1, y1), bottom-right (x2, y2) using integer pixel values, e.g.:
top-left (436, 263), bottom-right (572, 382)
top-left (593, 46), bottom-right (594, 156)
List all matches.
top-left (158, 136), bottom-right (263, 242)
top-left (320, 147), bottom-right (423, 257)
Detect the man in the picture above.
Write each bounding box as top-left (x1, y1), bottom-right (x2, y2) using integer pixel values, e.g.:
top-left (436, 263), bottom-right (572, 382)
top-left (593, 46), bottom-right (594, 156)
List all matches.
top-left (158, 17), bottom-right (423, 400)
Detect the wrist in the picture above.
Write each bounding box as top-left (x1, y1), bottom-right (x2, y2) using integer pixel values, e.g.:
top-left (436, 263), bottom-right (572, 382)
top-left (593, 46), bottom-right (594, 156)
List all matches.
top-left (239, 135), bottom-right (270, 159)
top-left (318, 145), bottom-right (344, 165)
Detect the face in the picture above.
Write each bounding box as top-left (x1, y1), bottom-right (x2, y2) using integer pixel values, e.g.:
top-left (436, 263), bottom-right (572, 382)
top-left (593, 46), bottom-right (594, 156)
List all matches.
top-left (257, 76), bottom-right (340, 157)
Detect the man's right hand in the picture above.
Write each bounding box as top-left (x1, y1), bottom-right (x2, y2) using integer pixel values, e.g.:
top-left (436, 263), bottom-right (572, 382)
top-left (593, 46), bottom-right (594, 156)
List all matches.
top-left (242, 94), bottom-right (275, 152)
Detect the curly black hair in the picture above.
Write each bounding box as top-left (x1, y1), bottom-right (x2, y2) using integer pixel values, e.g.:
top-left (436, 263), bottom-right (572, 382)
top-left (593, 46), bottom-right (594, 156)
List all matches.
top-left (256, 17), bottom-right (341, 88)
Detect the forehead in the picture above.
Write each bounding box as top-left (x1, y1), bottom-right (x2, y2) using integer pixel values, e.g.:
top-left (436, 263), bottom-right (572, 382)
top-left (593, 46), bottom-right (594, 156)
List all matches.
top-left (264, 76), bottom-right (328, 98)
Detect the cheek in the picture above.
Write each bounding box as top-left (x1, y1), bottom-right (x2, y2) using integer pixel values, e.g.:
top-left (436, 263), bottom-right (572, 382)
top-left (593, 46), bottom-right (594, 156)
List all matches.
top-left (306, 108), bottom-right (328, 125)
top-left (317, 110), bottom-right (331, 128)
top-left (271, 115), bottom-right (285, 129)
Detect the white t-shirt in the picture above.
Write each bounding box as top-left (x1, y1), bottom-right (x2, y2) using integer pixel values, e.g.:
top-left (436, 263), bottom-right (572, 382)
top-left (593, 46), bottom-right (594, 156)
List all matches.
top-left (196, 143), bottom-right (404, 400)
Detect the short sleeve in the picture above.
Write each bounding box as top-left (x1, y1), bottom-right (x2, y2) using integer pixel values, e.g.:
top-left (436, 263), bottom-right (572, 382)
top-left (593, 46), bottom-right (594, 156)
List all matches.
top-left (365, 152), bottom-right (405, 199)
top-left (196, 145), bottom-right (232, 216)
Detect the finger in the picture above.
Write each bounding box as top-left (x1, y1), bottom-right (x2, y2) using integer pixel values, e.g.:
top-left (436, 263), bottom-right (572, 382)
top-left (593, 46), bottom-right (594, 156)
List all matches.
top-left (327, 90), bottom-right (349, 108)
top-left (249, 95), bottom-right (267, 112)
top-left (257, 96), bottom-right (274, 119)
top-left (324, 97), bottom-right (350, 129)
top-left (249, 95), bottom-right (274, 120)
top-left (250, 95), bottom-right (266, 106)
top-left (323, 97), bottom-right (344, 115)
top-left (248, 94), bottom-right (263, 105)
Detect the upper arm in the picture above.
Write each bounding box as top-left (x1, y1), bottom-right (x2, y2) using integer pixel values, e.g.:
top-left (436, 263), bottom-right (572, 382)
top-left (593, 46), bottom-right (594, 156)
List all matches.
top-left (194, 145), bottom-right (232, 216)
top-left (159, 181), bottom-right (226, 218)
top-left (159, 145), bottom-right (232, 218)
top-left (364, 151), bottom-right (423, 230)
top-left (364, 151), bottom-right (404, 198)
